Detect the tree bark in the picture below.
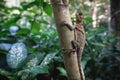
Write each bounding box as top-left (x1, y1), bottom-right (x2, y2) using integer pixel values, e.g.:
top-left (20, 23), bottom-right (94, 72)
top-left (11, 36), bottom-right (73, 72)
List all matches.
top-left (110, 0), bottom-right (120, 38)
top-left (92, 0), bottom-right (97, 27)
top-left (51, 0), bottom-right (81, 80)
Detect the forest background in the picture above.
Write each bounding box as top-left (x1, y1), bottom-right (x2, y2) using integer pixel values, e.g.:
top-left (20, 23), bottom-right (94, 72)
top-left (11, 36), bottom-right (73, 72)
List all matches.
top-left (0, 0), bottom-right (119, 80)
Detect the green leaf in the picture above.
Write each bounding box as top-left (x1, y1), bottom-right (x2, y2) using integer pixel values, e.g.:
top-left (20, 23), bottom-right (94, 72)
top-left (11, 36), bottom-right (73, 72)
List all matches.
top-left (42, 19), bottom-right (49, 25)
top-left (43, 2), bottom-right (53, 16)
top-left (40, 52), bottom-right (57, 66)
top-left (36, 0), bottom-right (44, 6)
top-left (18, 66), bottom-right (48, 78)
top-left (21, 0), bottom-right (43, 10)
top-left (17, 28), bottom-right (30, 36)
top-left (31, 21), bottom-right (41, 34)
top-left (24, 53), bottom-right (45, 68)
top-left (0, 3), bottom-right (5, 9)
top-left (84, 17), bottom-right (93, 23)
top-left (7, 7), bottom-right (23, 12)
top-left (87, 35), bottom-right (95, 41)
top-left (0, 30), bottom-right (10, 37)
top-left (0, 68), bottom-right (12, 77)
top-left (6, 43), bottom-right (27, 69)
top-left (3, 14), bottom-right (20, 28)
top-left (57, 67), bottom-right (67, 77)
top-left (27, 9), bottom-right (39, 14)
top-left (21, 2), bottom-right (35, 10)
top-left (91, 42), bottom-right (105, 47)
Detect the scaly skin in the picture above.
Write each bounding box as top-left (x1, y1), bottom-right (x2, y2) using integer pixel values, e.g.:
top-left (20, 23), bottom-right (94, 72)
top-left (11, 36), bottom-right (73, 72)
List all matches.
top-left (62, 12), bottom-right (85, 80)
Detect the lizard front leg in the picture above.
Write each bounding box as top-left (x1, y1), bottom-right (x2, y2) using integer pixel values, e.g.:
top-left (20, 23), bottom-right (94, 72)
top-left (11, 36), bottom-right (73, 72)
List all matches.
top-left (61, 21), bottom-right (75, 31)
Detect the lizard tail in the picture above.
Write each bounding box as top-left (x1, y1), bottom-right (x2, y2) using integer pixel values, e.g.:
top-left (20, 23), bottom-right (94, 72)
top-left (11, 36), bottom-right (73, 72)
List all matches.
top-left (79, 64), bottom-right (85, 80)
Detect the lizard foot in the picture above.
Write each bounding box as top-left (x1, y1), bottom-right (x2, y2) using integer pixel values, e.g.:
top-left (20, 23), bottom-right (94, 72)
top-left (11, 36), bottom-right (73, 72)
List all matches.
top-left (62, 48), bottom-right (76, 55)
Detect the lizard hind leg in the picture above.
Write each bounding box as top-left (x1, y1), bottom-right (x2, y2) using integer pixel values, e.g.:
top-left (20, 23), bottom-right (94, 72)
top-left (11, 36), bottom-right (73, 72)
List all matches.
top-left (71, 40), bottom-right (79, 50)
top-left (71, 40), bottom-right (85, 80)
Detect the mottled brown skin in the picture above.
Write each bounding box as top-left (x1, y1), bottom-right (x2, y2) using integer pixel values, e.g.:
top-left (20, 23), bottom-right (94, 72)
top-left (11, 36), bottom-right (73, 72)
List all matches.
top-left (62, 12), bottom-right (85, 80)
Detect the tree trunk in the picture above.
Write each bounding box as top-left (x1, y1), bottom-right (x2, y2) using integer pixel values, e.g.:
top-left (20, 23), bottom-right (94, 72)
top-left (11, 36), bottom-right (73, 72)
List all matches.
top-left (92, 0), bottom-right (97, 27)
top-left (110, 0), bottom-right (120, 42)
top-left (51, 0), bottom-right (81, 80)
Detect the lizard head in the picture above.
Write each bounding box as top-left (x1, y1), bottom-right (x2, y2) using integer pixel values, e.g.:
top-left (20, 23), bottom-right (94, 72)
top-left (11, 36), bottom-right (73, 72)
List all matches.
top-left (76, 12), bottom-right (83, 24)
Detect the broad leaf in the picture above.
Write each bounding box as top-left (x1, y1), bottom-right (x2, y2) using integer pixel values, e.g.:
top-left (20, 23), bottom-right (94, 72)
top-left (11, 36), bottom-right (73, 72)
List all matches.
top-left (57, 67), bottom-right (67, 77)
top-left (43, 2), bottom-right (53, 16)
top-left (6, 43), bottom-right (27, 68)
top-left (31, 21), bottom-right (41, 34)
top-left (40, 52), bottom-right (57, 66)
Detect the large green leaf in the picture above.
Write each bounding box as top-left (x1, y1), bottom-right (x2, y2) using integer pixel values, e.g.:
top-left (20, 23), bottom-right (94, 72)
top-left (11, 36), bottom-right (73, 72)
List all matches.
top-left (6, 43), bottom-right (27, 69)
top-left (57, 67), bottom-right (67, 77)
top-left (31, 21), bottom-right (41, 34)
top-left (43, 2), bottom-right (53, 16)
top-left (40, 52), bottom-right (57, 66)
top-left (24, 53), bottom-right (45, 68)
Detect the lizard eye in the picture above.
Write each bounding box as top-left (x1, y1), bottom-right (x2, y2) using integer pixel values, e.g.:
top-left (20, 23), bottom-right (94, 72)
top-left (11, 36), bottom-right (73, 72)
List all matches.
top-left (79, 12), bottom-right (82, 15)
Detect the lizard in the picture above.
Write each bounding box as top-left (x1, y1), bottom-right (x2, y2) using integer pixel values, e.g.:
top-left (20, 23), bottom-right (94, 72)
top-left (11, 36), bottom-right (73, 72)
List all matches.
top-left (61, 12), bottom-right (86, 80)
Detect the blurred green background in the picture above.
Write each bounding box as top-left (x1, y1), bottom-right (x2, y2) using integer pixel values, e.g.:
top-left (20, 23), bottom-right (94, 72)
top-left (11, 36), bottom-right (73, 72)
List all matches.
top-left (0, 0), bottom-right (119, 80)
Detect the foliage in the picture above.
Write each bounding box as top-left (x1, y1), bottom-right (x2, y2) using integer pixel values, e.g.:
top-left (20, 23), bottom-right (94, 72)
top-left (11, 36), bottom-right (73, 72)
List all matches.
top-left (84, 24), bottom-right (120, 80)
top-left (0, 0), bottom-right (61, 80)
top-left (0, 0), bottom-right (119, 80)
